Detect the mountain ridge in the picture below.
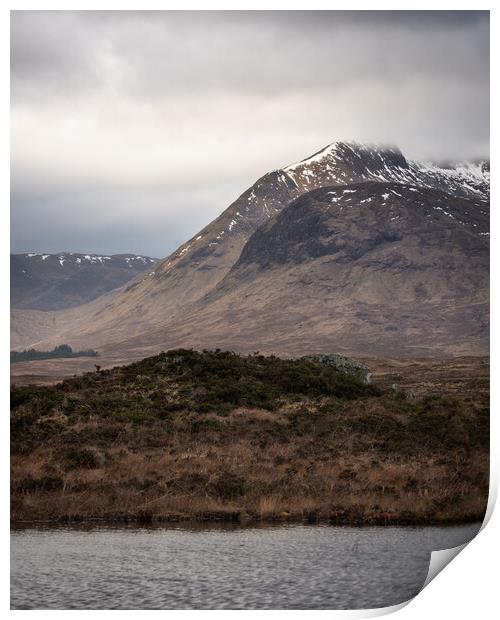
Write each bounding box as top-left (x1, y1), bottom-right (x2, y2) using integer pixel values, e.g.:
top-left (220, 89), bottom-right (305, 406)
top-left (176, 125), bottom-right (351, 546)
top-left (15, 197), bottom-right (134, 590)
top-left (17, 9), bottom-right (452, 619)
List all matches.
top-left (11, 252), bottom-right (157, 311)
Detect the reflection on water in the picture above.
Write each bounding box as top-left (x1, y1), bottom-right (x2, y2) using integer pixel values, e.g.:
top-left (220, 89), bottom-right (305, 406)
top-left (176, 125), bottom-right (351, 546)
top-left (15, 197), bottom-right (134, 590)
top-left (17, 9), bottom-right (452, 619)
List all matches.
top-left (11, 522), bottom-right (480, 609)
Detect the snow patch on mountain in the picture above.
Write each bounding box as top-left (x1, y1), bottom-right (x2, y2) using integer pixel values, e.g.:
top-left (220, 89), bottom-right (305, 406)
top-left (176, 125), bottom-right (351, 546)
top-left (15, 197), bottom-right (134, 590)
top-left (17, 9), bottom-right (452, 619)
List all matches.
top-left (21, 253), bottom-right (156, 266)
top-left (282, 141), bottom-right (489, 202)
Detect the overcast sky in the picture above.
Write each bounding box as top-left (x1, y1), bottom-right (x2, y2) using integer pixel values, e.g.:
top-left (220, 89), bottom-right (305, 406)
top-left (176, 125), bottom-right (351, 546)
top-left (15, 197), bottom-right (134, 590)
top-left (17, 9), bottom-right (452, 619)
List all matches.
top-left (11, 10), bottom-right (490, 258)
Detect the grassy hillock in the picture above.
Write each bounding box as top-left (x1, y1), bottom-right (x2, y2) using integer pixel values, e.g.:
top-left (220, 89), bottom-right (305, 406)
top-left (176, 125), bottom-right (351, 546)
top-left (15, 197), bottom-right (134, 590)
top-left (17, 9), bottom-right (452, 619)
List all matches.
top-left (11, 349), bottom-right (489, 524)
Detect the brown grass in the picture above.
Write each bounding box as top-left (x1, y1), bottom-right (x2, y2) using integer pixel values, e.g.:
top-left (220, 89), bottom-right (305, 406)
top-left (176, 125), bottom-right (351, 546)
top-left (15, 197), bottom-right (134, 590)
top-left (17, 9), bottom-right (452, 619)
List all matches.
top-left (11, 437), bottom-right (489, 524)
top-left (10, 352), bottom-right (489, 525)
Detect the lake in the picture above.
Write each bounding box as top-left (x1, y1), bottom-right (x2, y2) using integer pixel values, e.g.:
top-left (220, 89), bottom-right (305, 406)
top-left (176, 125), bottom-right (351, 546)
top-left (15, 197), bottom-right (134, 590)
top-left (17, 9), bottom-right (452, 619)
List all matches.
top-left (11, 522), bottom-right (480, 609)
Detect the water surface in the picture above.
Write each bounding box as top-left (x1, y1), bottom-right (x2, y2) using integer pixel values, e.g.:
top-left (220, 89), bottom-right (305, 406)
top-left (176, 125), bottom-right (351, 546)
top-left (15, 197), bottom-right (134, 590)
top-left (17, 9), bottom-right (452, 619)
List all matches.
top-left (11, 522), bottom-right (480, 609)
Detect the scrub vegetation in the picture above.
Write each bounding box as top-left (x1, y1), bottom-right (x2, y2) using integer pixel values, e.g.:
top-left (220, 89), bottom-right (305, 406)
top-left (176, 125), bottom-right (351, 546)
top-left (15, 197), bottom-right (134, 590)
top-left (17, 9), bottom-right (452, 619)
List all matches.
top-left (11, 349), bottom-right (489, 525)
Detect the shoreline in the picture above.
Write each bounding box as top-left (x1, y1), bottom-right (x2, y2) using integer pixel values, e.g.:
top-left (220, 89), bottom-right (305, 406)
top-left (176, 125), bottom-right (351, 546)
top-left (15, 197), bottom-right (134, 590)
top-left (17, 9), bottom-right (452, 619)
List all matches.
top-left (11, 510), bottom-right (486, 528)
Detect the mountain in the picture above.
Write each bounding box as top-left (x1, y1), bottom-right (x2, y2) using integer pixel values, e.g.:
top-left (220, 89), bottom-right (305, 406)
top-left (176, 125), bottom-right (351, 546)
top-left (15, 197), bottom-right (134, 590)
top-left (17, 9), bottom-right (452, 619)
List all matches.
top-left (10, 142), bottom-right (489, 364)
top-left (11, 253), bottom-right (157, 310)
top-left (115, 142), bottom-right (489, 334)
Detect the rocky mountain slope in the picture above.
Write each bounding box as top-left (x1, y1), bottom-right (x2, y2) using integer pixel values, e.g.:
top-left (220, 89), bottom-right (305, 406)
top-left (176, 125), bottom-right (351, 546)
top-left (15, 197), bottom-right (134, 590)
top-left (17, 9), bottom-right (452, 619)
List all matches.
top-left (146, 182), bottom-right (487, 357)
top-left (11, 142), bottom-right (489, 362)
top-left (11, 253), bottom-right (157, 310)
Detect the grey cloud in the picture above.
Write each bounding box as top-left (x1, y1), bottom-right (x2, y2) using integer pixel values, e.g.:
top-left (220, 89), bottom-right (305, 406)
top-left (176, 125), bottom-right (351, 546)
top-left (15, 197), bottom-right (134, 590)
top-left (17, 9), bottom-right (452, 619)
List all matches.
top-left (10, 11), bottom-right (489, 257)
top-left (11, 11), bottom-right (490, 101)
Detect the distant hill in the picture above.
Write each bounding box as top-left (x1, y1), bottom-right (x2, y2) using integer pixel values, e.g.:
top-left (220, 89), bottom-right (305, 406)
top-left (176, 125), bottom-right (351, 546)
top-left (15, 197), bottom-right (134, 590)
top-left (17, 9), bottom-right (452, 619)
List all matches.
top-left (11, 253), bottom-right (157, 310)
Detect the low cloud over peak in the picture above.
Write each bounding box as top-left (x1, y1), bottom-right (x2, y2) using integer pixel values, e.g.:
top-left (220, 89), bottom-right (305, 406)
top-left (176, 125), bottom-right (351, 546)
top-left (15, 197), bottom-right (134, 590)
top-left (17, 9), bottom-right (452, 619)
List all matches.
top-left (11, 10), bottom-right (489, 257)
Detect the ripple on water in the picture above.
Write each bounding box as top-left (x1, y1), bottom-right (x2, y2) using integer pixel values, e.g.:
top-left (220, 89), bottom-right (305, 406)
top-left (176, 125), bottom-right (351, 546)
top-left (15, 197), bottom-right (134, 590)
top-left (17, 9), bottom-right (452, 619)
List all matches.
top-left (10, 522), bottom-right (481, 609)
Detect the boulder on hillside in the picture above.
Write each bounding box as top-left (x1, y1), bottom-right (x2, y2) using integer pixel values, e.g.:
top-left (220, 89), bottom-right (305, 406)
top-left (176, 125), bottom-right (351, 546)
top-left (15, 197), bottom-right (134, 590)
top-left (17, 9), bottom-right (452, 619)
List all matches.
top-left (302, 353), bottom-right (372, 384)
